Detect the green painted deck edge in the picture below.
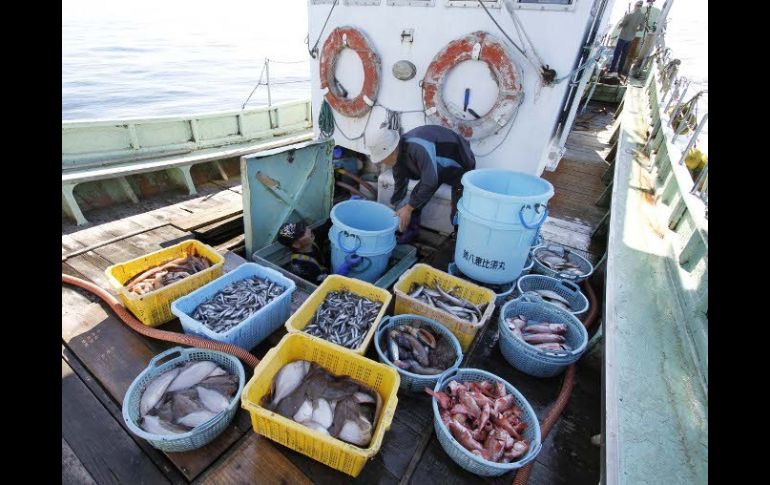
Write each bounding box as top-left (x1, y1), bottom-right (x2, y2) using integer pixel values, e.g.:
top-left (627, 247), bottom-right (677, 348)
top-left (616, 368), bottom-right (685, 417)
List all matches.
top-left (603, 84), bottom-right (708, 484)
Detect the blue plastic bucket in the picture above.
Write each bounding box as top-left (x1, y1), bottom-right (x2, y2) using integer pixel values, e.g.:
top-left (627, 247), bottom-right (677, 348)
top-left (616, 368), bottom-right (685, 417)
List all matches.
top-left (454, 202), bottom-right (534, 284)
top-left (328, 200), bottom-right (398, 283)
top-left (460, 169), bottom-right (554, 225)
top-left (454, 170), bottom-right (554, 284)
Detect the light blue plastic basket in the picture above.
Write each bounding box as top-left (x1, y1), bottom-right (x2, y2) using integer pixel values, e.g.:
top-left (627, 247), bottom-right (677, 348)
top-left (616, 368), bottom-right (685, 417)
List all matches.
top-left (122, 347), bottom-right (245, 452)
top-left (515, 275), bottom-right (589, 316)
top-left (498, 299), bottom-right (588, 378)
top-left (431, 368), bottom-right (542, 477)
top-left (373, 314), bottom-right (463, 393)
top-left (531, 244), bottom-right (594, 283)
top-left (171, 263), bottom-right (296, 351)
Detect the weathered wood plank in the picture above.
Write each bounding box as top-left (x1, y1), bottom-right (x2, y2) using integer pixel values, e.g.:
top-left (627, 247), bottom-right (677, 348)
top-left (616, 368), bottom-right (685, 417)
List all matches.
top-left (62, 359), bottom-right (170, 485)
top-left (171, 202), bottom-right (243, 232)
top-left (62, 438), bottom-right (98, 485)
top-left (197, 434), bottom-right (311, 485)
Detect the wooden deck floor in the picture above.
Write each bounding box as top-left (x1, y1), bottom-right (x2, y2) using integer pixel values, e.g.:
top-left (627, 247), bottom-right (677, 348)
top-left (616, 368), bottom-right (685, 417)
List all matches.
top-left (62, 103), bottom-right (613, 485)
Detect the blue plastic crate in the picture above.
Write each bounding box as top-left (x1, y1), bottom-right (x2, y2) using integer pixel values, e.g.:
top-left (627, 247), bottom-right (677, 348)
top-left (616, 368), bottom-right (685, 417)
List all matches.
top-left (171, 263), bottom-right (296, 351)
top-left (122, 347), bottom-right (245, 452)
top-left (431, 368), bottom-right (542, 476)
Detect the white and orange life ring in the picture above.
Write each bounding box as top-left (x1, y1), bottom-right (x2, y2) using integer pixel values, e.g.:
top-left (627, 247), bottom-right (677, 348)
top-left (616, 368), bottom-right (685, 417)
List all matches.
top-left (422, 31), bottom-right (524, 140)
top-left (319, 26), bottom-right (381, 118)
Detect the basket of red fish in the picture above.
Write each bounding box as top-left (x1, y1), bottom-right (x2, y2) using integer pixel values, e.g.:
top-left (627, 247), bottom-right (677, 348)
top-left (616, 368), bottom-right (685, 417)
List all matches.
top-left (425, 368), bottom-right (542, 476)
top-left (498, 298), bottom-right (588, 378)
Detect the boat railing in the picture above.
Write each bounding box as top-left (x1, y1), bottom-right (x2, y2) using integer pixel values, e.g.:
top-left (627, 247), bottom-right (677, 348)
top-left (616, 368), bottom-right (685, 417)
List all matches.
top-left (62, 98), bottom-right (313, 168)
top-left (639, 54), bottom-right (708, 388)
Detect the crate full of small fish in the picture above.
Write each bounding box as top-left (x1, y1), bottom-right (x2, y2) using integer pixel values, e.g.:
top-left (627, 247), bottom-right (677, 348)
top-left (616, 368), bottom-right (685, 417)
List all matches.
top-left (498, 298), bottom-right (589, 378)
top-left (105, 240), bottom-right (224, 327)
top-left (171, 263), bottom-right (296, 351)
top-left (285, 275), bottom-right (391, 355)
top-left (427, 368), bottom-right (541, 476)
top-left (240, 332), bottom-right (400, 477)
top-left (374, 314), bottom-right (463, 392)
top-left (393, 264), bottom-right (496, 351)
top-left (531, 244), bottom-right (594, 282)
top-left (122, 347), bottom-right (245, 452)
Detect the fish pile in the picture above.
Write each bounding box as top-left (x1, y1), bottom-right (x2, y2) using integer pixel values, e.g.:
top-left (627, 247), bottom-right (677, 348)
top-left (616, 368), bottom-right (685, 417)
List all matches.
top-left (138, 360), bottom-right (238, 435)
top-left (505, 314), bottom-right (572, 353)
top-left (126, 251), bottom-right (212, 295)
top-left (383, 321), bottom-right (457, 375)
top-left (408, 281), bottom-right (485, 323)
top-left (425, 380), bottom-right (530, 463)
top-left (263, 360), bottom-right (381, 447)
top-left (303, 291), bottom-right (382, 350)
top-left (533, 246), bottom-right (584, 277)
top-left (191, 277), bottom-right (286, 333)
top-left (520, 289), bottom-right (573, 312)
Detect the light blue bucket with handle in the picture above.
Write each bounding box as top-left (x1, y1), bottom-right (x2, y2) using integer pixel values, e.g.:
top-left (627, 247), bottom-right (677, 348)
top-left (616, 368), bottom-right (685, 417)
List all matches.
top-left (454, 169), bottom-right (553, 285)
top-left (328, 199), bottom-right (398, 283)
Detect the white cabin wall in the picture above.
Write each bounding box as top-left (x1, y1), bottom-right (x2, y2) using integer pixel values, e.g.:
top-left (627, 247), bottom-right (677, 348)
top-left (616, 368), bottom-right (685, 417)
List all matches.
top-left (308, 0), bottom-right (596, 175)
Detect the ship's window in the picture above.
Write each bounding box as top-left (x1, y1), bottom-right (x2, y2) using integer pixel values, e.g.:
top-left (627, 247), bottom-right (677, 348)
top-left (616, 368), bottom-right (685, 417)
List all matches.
top-left (387, 0), bottom-right (436, 6)
top-left (343, 0), bottom-right (382, 5)
top-left (445, 0), bottom-right (501, 8)
top-left (310, 0), bottom-right (336, 4)
top-left (511, 0), bottom-right (576, 11)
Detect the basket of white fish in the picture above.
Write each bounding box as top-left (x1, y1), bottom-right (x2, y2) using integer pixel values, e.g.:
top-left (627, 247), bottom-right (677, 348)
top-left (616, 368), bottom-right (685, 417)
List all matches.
top-left (515, 275), bottom-right (589, 316)
top-left (425, 368), bottom-right (542, 476)
top-left (122, 347), bottom-right (245, 452)
top-left (241, 332), bottom-right (400, 477)
top-left (498, 298), bottom-right (588, 378)
top-left (531, 244), bottom-right (594, 282)
top-left (171, 263), bottom-right (296, 351)
top-left (373, 314), bottom-right (463, 393)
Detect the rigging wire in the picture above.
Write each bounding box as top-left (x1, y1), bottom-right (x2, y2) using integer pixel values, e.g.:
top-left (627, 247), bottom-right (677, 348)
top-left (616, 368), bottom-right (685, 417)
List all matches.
top-left (308, 0), bottom-right (339, 59)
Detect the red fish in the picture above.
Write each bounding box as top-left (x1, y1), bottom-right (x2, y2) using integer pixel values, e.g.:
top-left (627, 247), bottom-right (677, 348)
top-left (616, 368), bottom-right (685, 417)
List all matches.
top-left (424, 388), bottom-right (451, 410)
top-left (448, 421), bottom-right (485, 453)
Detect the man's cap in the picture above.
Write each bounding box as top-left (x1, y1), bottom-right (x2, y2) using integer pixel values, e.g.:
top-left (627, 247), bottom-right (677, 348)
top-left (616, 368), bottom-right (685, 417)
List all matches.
top-left (635, 1), bottom-right (643, 6)
top-left (367, 128), bottom-right (400, 164)
top-left (277, 220), bottom-right (308, 248)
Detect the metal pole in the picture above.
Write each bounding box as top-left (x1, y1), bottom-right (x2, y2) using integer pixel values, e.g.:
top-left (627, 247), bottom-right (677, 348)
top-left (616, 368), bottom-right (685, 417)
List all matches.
top-left (690, 163), bottom-right (708, 194)
top-left (265, 58), bottom-right (272, 107)
top-left (580, 63), bottom-right (601, 114)
top-left (665, 78), bottom-right (689, 116)
top-left (677, 113), bottom-right (708, 165)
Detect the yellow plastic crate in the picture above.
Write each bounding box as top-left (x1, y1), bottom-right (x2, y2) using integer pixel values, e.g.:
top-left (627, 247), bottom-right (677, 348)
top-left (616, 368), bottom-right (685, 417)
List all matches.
top-left (285, 274), bottom-right (392, 355)
top-left (393, 263), bottom-right (496, 351)
top-left (241, 332), bottom-right (400, 477)
top-left (104, 240), bottom-right (224, 327)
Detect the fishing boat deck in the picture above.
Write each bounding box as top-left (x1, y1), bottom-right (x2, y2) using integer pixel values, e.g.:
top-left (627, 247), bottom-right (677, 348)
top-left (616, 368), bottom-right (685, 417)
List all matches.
top-left (62, 102), bottom-right (614, 485)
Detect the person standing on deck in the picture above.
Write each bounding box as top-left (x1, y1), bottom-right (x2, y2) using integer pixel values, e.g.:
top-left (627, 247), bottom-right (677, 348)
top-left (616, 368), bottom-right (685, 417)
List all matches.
top-left (608, 1), bottom-right (646, 76)
top-left (367, 125), bottom-right (476, 244)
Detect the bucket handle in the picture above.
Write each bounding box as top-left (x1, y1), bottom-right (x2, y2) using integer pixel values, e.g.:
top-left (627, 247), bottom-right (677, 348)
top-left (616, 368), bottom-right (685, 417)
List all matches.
top-left (337, 230), bottom-right (362, 253)
top-left (518, 204), bottom-right (548, 230)
top-left (351, 255), bottom-right (372, 273)
top-left (149, 347), bottom-right (185, 368)
top-left (559, 279), bottom-right (581, 293)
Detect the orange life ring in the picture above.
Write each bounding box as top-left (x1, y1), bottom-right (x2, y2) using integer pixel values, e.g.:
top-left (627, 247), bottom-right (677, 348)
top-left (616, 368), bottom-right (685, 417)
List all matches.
top-left (422, 31), bottom-right (524, 140)
top-left (319, 26), bottom-right (381, 118)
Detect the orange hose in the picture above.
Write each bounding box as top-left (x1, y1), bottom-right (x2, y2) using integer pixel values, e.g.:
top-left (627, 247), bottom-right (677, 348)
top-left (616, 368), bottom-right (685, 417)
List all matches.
top-left (62, 273), bottom-right (260, 369)
top-left (512, 279), bottom-right (600, 485)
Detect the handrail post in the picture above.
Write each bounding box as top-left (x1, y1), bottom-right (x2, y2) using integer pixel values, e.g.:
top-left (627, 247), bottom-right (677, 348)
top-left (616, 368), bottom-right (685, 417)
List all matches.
top-left (676, 113), bottom-right (708, 165)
